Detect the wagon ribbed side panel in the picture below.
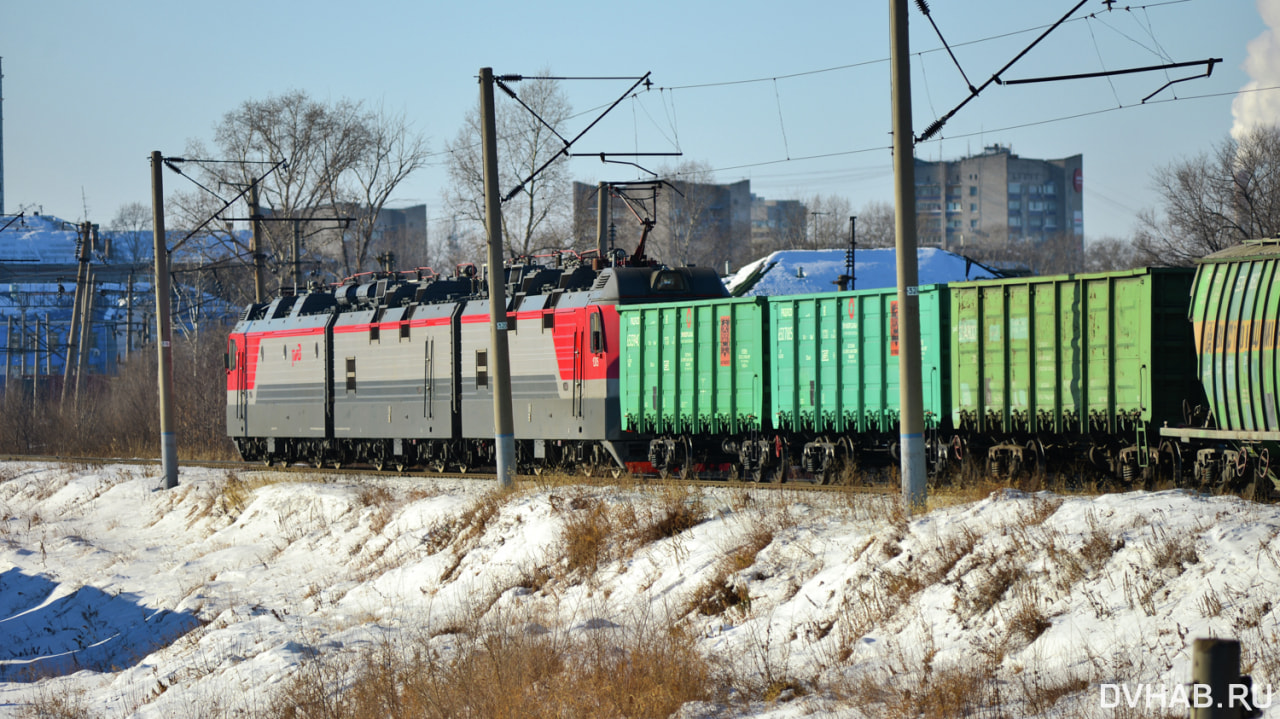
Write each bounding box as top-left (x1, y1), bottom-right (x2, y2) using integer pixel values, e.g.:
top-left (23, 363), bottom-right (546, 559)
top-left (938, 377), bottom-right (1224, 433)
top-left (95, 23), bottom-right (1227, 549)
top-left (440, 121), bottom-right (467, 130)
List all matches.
top-left (618, 297), bottom-right (767, 437)
top-left (951, 268), bottom-right (1195, 436)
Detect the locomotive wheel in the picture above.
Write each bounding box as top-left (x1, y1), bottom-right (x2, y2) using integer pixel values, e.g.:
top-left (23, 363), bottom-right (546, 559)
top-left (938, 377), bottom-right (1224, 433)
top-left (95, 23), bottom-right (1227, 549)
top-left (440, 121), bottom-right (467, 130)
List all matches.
top-left (726, 463), bottom-right (742, 482)
top-left (372, 457), bottom-right (386, 472)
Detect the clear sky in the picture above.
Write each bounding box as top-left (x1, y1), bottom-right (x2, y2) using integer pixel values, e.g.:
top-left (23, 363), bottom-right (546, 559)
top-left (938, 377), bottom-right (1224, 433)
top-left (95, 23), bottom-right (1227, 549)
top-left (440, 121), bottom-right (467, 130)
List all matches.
top-left (1, 0), bottom-right (1273, 248)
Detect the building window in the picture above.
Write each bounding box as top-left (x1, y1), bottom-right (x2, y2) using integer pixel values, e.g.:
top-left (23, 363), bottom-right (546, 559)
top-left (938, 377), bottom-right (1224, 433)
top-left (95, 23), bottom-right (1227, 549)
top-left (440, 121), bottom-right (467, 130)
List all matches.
top-left (946, 201), bottom-right (961, 212)
top-left (970, 219), bottom-right (979, 229)
top-left (1008, 182), bottom-right (1021, 194)
top-left (1010, 216), bottom-right (1022, 227)
top-left (1009, 200), bottom-right (1021, 211)
top-left (1043, 181), bottom-right (1056, 195)
top-left (969, 186), bottom-right (977, 196)
top-left (970, 203), bottom-right (977, 212)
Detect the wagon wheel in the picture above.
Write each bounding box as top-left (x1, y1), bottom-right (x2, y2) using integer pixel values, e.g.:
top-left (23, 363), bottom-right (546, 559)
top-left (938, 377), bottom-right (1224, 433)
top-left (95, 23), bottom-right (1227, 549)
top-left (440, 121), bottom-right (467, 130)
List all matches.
top-left (767, 441), bottom-right (789, 484)
top-left (1236, 449), bottom-right (1251, 479)
top-left (678, 436), bottom-right (696, 481)
top-left (1256, 447), bottom-right (1271, 481)
top-left (726, 463), bottom-right (742, 482)
top-left (951, 435), bottom-right (965, 462)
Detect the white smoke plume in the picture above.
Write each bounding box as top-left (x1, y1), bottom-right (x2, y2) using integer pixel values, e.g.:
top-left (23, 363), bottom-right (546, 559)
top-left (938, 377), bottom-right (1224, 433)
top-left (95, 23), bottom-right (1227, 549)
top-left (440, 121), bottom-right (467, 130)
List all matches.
top-left (1232, 0), bottom-right (1280, 139)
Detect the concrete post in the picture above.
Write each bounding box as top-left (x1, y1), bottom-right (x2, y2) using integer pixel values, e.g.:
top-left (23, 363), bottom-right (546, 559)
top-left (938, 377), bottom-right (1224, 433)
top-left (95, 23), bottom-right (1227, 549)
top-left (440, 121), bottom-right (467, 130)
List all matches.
top-left (890, 0), bottom-right (927, 510)
top-left (479, 68), bottom-right (516, 489)
top-left (151, 151), bottom-right (178, 489)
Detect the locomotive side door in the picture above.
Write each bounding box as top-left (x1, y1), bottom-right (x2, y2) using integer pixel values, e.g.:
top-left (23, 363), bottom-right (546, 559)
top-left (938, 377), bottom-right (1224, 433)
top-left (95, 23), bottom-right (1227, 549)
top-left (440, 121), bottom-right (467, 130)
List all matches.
top-left (573, 324), bottom-right (583, 417)
top-left (229, 336), bottom-right (247, 437)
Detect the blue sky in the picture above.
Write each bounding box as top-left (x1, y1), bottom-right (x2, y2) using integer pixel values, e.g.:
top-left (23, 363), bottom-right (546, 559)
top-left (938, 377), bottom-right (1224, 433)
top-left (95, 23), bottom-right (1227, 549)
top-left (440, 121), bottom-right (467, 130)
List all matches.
top-left (1, 0), bottom-right (1272, 249)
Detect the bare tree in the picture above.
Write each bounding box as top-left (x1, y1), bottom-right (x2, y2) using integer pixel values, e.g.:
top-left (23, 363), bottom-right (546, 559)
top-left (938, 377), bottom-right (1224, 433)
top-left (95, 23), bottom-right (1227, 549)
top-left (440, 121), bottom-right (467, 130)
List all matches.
top-left (1085, 236), bottom-right (1143, 272)
top-left (804, 194), bottom-right (853, 250)
top-left (1135, 123), bottom-right (1280, 265)
top-left (442, 74), bottom-right (573, 261)
top-left (105, 202), bottom-right (152, 264)
top-left (172, 90), bottom-right (430, 297)
top-left (655, 162), bottom-right (726, 267)
top-left (854, 200), bottom-right (896, 249)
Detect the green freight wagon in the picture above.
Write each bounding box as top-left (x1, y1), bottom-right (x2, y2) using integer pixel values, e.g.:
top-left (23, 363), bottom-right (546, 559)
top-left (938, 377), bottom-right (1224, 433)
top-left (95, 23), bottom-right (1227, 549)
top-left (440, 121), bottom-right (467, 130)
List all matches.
top-left (619, 296), bottom-right (776, 479)
top-left (767, 285), bottom-right (951, 481)
top-left (1159, 240), bottom-right (1280, 493)
top-left (951, 268), bottom-right (1198, 480)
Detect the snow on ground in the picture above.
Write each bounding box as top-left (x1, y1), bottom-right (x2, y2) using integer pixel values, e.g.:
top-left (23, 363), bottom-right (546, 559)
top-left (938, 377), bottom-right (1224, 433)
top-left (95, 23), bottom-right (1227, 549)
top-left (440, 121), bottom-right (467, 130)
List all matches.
top-left (1, 462), bottom-right (1279, 717)
top-left (724, 248), bottom-right (1001, 296)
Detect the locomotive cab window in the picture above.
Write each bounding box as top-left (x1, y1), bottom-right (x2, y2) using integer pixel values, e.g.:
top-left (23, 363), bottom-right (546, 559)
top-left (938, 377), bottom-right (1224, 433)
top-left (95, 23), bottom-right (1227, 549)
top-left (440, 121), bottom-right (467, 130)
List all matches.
top-left (543, 312), bottom-right (555, 331)
top-left (226, 339), bottom-right (238, 370)
top-left (651, 270), bottom-right (687, 292)
top-left (590, 312), bottom-right (604, 353)
top-left (476, 349), bottom-right (488, 388)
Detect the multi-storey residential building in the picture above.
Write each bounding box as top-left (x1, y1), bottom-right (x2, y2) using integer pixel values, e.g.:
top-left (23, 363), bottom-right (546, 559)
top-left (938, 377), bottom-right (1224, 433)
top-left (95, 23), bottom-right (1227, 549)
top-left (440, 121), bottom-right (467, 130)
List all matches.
top-left (750, 196), bottom-right (807, 253)
top-left (914, 144), bottom-right (1083, 251)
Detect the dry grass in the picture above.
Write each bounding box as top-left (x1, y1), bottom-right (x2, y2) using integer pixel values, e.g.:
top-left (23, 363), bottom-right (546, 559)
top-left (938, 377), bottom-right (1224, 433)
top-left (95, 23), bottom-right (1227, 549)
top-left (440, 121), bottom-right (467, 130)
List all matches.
top-left (0, 330), bottom-right (237, 460)
top-left (556, 485), bottom-right (707, 580)
top-left (268, 615), bottom-right (710, 719)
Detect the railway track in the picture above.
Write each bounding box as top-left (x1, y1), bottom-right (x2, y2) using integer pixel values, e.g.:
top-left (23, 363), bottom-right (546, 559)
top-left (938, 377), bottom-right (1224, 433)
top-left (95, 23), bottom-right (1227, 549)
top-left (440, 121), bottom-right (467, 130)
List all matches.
top-left (0, 453), bottom-right (901, 495)
top-left (6, 453), bottom-right (1266, 503)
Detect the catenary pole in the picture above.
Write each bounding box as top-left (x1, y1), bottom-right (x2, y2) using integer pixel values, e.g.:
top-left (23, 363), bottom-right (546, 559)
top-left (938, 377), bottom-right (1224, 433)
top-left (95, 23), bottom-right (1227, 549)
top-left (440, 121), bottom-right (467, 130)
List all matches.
top-left (479, 68), bottom-right (515, 489)
top-left (250, 182), bottom-right (265, 303)
top-left (151, 151), bottom-right (178, 489)
top-left (61, 222), bottom-right (90, 406)
top-left (596, 182), bottom-right (609, 266)
top-left (890, 0), bottom-right (927, 510)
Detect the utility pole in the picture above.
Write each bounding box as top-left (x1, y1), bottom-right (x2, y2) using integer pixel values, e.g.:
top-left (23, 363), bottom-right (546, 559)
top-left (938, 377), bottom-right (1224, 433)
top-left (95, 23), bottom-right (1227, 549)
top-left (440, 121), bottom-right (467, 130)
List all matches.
top-left (74, 271), bottom-right (95, 410)
top-left (61, 222), bottom-right (91, 407)
top-left (250, 181), bottom-right (265, 302)
top-left (890, 0), bottom-right (927, 510)
top-left (596, 182), bottom-right (609, 268)
top-left (151, 151), bottom-right (178, 489)
top-left (292, 219), bottom-right (302, 289)
top-left (479, 67), bottom-right (515, 489)
top-left (125, 274), bottom-right (133, 359)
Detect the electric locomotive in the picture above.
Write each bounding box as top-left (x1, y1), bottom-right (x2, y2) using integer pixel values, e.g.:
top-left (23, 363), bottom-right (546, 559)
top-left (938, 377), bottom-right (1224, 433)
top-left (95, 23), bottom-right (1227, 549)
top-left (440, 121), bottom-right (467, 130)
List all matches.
top-left (226, 257), bottom-right (727, 473)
